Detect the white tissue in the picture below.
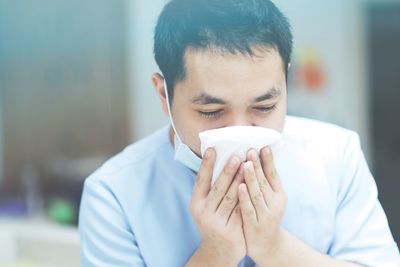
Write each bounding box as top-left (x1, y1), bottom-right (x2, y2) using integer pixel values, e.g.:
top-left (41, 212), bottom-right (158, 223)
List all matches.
top-left (199, 126), bottom-right (283, 185)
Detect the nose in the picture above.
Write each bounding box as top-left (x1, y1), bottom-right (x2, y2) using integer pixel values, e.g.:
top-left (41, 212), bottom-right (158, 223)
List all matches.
top-left (224, 115), bottom-right (256, 127)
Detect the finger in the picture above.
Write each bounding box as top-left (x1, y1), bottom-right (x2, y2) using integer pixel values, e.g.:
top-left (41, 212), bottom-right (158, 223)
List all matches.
top-left (243, 161), bottom-right (267, 222)
top-left (261, 146), bottom-right (283, 192)
top-left (227, 203), bottom-right (242, 227)
top-left (238, 183), bottom-right (257, 225)
top-left (192, 148), bottom-right (215, 203)
top-left (217, 164), bottom-right (245, 221)
top-left (247, 149), bottom-right (274, 205)
top-left (205, 155), bottom-right (241, 213)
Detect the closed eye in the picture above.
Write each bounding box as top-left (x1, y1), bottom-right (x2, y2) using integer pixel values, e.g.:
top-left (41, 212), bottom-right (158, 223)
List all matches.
top-left (198, 109), bottom-right (224, 119)
top-left (253, 105), bottom-right (277, 113)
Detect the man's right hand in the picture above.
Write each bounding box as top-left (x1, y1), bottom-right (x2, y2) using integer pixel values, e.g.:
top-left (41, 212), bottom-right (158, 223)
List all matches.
top-left (186, 148), bottom-right (246, 267)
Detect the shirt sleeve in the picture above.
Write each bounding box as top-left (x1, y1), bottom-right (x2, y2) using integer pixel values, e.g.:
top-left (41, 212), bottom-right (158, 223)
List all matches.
top-left (328, 132), bottom-right (400, 266)
top-left (79, 177), bottom-right (146, 267)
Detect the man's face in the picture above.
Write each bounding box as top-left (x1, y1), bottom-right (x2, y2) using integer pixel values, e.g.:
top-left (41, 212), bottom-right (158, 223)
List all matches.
top-left (156, 47), bottom-right (287, 157)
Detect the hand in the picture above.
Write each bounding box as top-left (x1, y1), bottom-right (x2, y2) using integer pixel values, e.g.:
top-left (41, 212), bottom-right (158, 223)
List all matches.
top-left (188, 148), bottom-right (246, 267)
top-left (238, 147), bottom-right (288, 266)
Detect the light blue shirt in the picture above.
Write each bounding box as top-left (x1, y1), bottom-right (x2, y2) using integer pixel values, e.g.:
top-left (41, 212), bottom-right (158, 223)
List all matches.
top-left (79, 116), bottom-right (400, 267)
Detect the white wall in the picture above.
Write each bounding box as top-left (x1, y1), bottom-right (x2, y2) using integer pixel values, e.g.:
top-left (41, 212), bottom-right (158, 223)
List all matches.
top-left (126, 0), bottom-right (169, 141)
top-left (275, 0), bottom-right (371, 161)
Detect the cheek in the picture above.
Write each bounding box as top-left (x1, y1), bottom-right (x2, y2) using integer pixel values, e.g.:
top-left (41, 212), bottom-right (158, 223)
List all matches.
top-left (275, 100), bottom-right (287, 132)
top-left (256, 100), bottom-right (286, 132)
top-left (171, 105), bottom-right (205, 155)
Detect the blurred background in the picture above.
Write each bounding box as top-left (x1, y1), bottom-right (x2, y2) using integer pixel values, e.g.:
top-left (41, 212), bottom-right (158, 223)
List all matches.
top-left (0, 0), bottom-right (399, 266)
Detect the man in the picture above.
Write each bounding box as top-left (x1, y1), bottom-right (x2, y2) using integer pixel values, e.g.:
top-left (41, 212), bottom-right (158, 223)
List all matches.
top-left (79, 0), bottom-right (400, 266)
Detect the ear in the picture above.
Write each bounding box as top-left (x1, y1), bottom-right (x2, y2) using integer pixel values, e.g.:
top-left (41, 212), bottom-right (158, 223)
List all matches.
top-left (151, 73), bottom-right (169, 116)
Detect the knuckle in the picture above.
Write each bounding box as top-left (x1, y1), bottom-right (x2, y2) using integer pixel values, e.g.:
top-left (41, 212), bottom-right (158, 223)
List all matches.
top-left (212, 185), bottom-right (222, 195)
top-left (259, 183), bottom-right (266, 191)
top-left (252, 191), bottom-right (263, 202)
top-left (259, 179), bottom-right (268, 190)
top-left (223, 194), bottom-right (235, 204)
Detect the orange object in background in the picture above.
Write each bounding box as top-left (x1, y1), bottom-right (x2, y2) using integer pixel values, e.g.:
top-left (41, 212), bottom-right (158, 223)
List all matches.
top-left (295, 48), bottom-right (326, 92)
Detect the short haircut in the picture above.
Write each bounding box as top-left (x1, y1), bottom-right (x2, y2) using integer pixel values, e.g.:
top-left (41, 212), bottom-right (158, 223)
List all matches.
top-left (154, 0), bottom-right (293, 102)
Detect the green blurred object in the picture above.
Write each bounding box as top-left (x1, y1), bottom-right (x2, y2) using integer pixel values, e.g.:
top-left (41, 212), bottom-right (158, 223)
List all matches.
top-left (47, 199), bottom-right (75, 224)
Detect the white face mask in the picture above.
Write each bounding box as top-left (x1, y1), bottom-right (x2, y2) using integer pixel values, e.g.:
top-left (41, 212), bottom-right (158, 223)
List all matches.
top-left (164, 80), bottom-right (202, 172)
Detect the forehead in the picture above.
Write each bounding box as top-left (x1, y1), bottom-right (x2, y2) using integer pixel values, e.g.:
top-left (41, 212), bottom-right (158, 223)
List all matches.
top-left (177, 47), bottom-right (286, 98)
top-left (189, 45), bottom-right (282, 66)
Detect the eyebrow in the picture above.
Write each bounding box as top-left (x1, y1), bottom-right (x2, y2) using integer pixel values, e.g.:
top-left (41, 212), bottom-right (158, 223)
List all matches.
top-left (253, 87), bottom-right (281, 102)
top-left (190, 93), bottom-right (226, 105)
top-left (190, 87), bottom-right (281, 105)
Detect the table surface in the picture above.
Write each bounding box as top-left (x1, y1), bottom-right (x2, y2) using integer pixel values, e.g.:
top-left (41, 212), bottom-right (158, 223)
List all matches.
top-left (0, 217), bottom-right (80, 267)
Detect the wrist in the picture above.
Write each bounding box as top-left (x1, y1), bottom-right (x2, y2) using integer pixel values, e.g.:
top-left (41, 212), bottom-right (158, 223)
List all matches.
top-left (254, 228), bottom-right (288, 267)
top-left (195, 243), bottom-right (240, 267)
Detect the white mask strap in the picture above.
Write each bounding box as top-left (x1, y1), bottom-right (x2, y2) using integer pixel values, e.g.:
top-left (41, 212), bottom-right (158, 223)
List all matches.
top-left (164, 79), bottom-right (183, 142)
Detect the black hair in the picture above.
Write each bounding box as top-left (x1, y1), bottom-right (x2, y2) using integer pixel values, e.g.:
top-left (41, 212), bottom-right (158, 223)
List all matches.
top-left (154, 0), bottom-right (293, 102)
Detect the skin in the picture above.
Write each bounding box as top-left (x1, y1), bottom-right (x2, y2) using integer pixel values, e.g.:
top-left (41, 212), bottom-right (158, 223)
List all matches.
top-left (152, 47), bottom-right (363, 267)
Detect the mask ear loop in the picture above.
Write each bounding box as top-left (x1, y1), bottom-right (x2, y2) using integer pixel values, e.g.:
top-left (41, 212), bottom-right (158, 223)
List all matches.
top-left (163, 78), bottom-right (183, 143)
top-left (163, 78), bottom-right (202, 171)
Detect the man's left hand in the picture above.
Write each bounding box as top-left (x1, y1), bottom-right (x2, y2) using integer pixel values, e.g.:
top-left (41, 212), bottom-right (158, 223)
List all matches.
top-left (238, 146), bottom-right (287, 267)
